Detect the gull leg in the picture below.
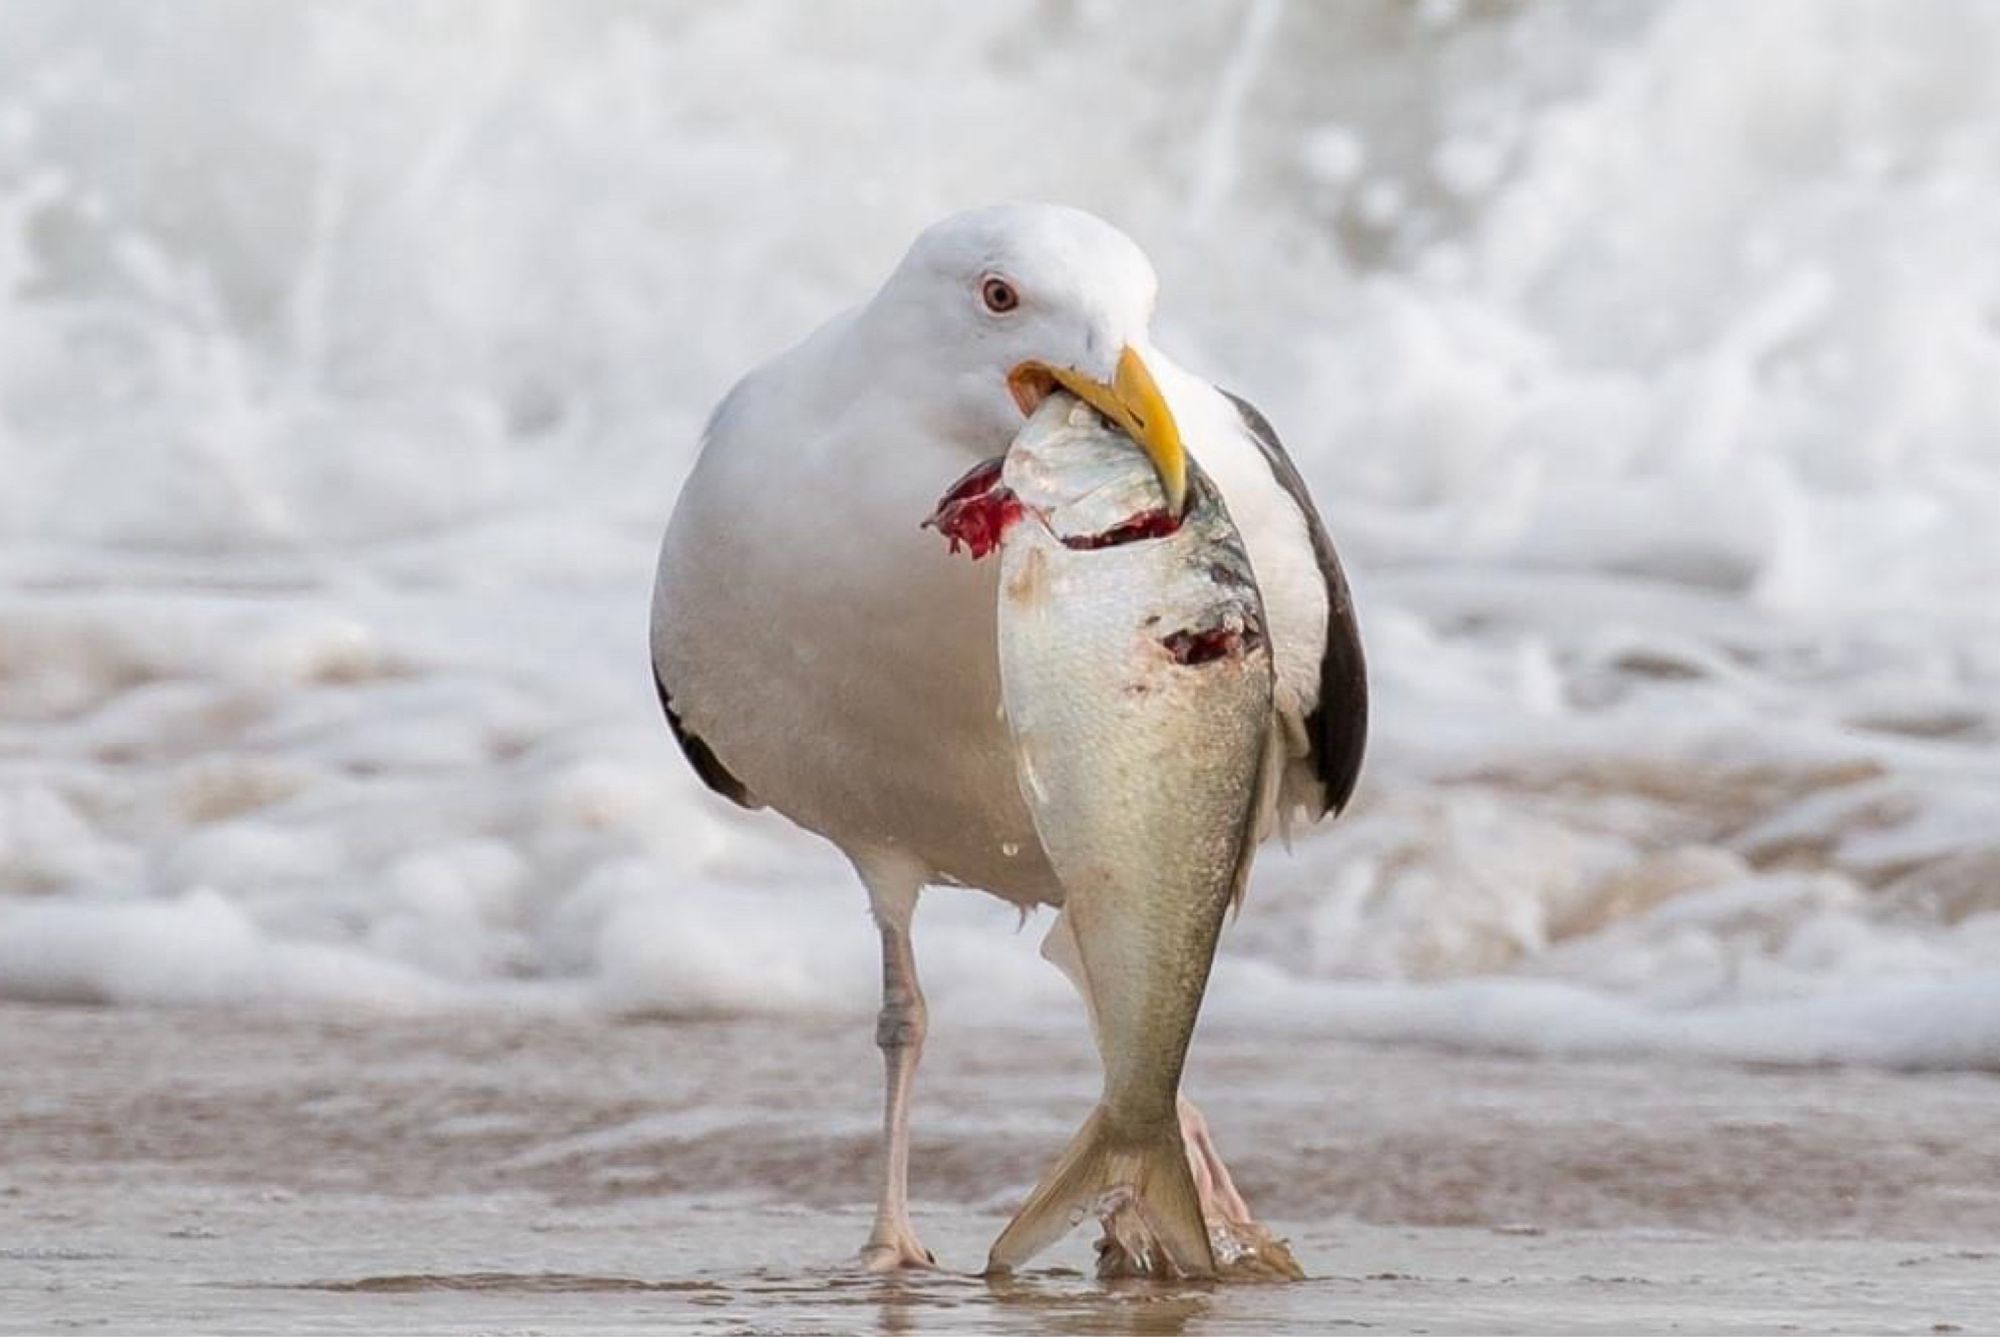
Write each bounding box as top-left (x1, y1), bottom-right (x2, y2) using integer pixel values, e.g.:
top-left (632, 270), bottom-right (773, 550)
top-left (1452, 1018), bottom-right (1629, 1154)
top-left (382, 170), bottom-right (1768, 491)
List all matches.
top-left (1178, 1097), bottom-right (1251, 1224)
top-left (1177, 1096), bottom-right (1303, 1279)
top-left (855, 851), bottom-right (935, 1272)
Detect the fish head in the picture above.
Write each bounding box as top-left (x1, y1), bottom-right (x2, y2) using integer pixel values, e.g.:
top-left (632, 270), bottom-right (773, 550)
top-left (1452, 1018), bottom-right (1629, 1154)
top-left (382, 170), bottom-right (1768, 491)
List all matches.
top-left (1003, 394), bottom-right (1184, 549)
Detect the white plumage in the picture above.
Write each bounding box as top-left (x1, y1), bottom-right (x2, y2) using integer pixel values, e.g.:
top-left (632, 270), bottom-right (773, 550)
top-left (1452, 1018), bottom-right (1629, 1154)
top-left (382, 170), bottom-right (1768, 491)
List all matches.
top-left (651, 204), bottom-right (1364, 1270)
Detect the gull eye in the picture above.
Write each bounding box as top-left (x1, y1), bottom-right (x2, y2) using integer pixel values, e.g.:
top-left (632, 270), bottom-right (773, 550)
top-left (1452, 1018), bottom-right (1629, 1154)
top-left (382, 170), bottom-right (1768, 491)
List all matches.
top-left (980, 275), bottom-right (1020, 315)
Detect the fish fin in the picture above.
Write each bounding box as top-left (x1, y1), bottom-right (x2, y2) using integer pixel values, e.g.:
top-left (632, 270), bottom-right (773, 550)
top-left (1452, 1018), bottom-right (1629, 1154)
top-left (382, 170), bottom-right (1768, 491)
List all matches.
top-left (1039, 910), bottom-right (1103, 1055)
top-left (985, 1105), bottom-right (1215, 1279)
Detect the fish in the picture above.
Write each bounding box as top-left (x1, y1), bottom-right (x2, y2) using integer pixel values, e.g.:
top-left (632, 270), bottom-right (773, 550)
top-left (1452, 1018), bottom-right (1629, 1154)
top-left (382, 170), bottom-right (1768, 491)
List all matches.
top-left (927, 391), bottom-right (1275, 1279)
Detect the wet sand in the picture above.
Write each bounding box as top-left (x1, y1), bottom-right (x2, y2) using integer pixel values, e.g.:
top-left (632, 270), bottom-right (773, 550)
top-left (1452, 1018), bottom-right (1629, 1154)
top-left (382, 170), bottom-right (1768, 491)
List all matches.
top-left (2, 1003), bottom-right (1995, 1334)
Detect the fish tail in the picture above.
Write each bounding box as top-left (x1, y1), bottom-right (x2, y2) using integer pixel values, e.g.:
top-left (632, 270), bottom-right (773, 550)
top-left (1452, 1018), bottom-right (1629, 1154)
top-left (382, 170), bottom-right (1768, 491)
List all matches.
top-left (985, 1104), bottom-right (1215, 1279)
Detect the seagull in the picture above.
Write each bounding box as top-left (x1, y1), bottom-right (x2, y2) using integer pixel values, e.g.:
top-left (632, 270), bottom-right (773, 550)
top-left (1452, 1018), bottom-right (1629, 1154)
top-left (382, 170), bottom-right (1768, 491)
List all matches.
top-left (651, 203), bottom-right (1365, 1272)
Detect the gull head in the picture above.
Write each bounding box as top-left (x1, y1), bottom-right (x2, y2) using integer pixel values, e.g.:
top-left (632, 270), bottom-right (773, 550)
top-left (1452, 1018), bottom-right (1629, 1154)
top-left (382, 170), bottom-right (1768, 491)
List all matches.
top-left (865, 203), bottom-right (1187, 515)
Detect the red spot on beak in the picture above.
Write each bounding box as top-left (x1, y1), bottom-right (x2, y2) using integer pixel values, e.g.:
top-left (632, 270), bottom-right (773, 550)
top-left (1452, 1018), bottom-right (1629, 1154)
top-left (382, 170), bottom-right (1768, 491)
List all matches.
top-left (924, 457), bottom-right (1021, 560)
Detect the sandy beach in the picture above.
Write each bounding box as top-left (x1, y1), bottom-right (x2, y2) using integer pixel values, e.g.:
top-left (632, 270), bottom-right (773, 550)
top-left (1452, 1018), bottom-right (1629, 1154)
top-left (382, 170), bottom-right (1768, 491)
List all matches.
top-left (4, 1003), bottom-right (1994, 1334)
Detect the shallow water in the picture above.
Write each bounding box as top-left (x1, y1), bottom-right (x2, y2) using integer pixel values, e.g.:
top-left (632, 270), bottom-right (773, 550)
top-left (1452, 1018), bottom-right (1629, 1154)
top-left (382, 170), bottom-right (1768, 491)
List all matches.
top-left (3, 1005), bottom-right (1995, 1334)
top-left (17, 1210), bottom-right (1995, 1336)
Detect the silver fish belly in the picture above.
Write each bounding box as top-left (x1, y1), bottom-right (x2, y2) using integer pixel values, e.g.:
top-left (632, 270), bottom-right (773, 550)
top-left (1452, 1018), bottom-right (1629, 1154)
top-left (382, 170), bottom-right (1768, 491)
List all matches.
top-left (944, 393), bottom-right (1274, 1278)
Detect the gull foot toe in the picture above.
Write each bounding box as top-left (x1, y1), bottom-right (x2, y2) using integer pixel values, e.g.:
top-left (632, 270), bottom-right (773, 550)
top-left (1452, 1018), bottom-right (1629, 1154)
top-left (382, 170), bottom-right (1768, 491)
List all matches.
top-left (1208, 1219), bottom-right (1306, 1282)
top-left (1093, 1215), bottom-right (1306, 1283)
top-left (860, 1233), bottom-right (938, 1272)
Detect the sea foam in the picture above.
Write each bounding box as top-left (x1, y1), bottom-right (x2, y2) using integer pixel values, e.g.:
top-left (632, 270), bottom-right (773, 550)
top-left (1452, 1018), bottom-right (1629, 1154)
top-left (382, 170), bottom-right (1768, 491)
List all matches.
top-left (1, 2), bottom-right (1995, 1069)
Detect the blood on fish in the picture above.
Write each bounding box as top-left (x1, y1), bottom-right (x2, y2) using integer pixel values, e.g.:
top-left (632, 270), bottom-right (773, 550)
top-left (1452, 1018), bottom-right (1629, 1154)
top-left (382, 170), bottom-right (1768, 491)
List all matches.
top-left (1162, 622), bottom-right (1263, 666)
top-left (928, 455), bottom-right (1186, 559)
top-left (933, 456), bottom-right (1006, 506)
top-left (924, 457), bottom-right (1021, 560)
top-left (1061, 508), bottom-right (1181, 551)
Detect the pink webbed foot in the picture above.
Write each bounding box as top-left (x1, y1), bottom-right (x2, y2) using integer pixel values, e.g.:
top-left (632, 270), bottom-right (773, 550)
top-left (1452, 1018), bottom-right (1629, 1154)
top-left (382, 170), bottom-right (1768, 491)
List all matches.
top-left (1093, 1098), bottom-right (1305, 1283)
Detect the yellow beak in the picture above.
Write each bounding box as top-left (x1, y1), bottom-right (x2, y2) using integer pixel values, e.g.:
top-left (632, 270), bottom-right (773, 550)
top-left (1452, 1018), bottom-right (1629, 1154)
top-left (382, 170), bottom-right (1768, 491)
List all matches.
top-left (1044, 346), bottom-right (1188, 516)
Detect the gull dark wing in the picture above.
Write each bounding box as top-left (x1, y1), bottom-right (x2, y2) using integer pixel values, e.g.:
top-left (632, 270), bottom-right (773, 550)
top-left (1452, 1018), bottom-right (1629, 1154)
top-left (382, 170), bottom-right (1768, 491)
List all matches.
top-left (653, 663), bottom-right (757, 809)
top-left (1221, 389), bottom-right (1368, 817)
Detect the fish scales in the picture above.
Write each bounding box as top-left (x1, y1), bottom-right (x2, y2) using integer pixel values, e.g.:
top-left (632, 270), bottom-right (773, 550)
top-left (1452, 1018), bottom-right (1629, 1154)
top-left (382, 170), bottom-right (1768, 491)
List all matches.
top-left (929, 392), bottom-right (1274, 1278)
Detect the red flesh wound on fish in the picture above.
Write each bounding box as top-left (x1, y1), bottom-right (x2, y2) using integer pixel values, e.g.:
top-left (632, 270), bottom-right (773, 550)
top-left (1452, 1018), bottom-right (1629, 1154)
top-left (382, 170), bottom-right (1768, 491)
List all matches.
top-left (924, 458), bottom-right (1020, 560)
top-left (1059, 508), bottom-right (1182, 550)
top-left (1162, 624), bottom-right (1260, 666)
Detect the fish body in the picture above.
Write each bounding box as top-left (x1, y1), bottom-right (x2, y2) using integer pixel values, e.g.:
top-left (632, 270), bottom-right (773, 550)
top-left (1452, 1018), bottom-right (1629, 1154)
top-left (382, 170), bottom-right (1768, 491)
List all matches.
top-left (935, 393), bottom-right (1274, 1278)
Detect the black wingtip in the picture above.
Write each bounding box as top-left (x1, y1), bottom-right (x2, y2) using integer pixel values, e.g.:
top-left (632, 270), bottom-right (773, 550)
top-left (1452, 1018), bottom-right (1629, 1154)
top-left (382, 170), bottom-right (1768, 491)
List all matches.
top-left (652, 663), bottom-right (756, 809)
top-left (1221, 388), bottom-right (1369, 820)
